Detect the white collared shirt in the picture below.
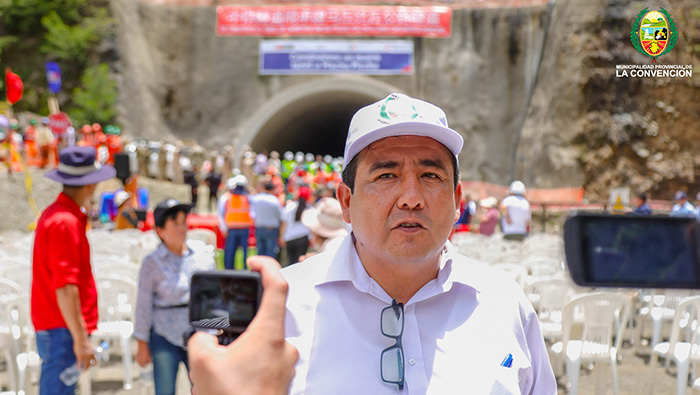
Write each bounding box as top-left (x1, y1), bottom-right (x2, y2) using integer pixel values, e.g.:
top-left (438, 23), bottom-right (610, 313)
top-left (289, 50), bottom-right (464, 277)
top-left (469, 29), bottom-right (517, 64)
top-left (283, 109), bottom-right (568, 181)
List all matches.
top-left (501, 195), bottom-right (531, 235)
top-left (282, 235), bottom-right (556, 394)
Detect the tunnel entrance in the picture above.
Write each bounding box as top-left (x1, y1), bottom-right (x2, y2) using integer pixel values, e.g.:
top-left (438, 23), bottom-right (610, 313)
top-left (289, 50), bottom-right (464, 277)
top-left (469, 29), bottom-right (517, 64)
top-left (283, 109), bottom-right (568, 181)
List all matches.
top-left (241, 77), bottom-right (400, 158)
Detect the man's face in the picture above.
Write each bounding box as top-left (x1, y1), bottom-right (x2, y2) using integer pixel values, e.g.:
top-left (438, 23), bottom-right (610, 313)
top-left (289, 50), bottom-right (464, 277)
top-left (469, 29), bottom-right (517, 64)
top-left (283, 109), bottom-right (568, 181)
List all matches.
top-left (337, 135), bottom-right (461, 266)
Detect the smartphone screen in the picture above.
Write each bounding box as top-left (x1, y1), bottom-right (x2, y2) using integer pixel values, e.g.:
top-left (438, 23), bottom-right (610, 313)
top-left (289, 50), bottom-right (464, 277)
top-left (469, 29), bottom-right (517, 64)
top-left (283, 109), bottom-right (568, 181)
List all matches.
top-left (565, 214), bottom-right (700, 288)
top-left (189, 271), bottom-right (261, 333)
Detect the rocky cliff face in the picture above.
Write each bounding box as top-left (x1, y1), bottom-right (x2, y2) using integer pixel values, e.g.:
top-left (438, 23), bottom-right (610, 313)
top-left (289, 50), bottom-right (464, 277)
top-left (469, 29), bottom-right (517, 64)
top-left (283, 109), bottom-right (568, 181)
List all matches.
top-left (111, 0), bottom-right (551, 185)
top-left (519, 0), bottom-right (700, 200)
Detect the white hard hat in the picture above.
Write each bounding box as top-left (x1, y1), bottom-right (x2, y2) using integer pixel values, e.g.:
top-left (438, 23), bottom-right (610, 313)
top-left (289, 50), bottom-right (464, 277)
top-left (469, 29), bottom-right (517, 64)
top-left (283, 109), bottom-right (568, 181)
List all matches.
top-left (234, 174), bottom-right (248, 187)
top-left (225, 177), bottom-right (237, 190)
top-left (508, 180), bottom-right (526, 196)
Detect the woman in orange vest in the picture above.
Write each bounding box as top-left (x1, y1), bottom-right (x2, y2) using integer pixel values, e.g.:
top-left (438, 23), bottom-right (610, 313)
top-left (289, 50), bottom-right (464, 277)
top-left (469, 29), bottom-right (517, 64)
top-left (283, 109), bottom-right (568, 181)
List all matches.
top-left (219, 175), bottom-right (252, 269)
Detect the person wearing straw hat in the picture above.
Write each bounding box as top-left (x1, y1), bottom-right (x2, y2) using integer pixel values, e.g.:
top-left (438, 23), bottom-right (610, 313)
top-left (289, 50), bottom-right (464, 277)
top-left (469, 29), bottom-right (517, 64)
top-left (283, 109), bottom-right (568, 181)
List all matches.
top-left (31, 146), bottom-right (116, 394)
top-left (298, 197), bottom-right (348, 261)
top-left (281, 93), bottom-right (556, 393)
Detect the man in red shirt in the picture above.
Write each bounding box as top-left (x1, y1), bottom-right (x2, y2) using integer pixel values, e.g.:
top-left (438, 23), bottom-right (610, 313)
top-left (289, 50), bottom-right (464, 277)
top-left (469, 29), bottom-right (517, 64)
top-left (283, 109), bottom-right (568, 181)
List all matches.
top-left (32, 146), bottom-right (115, 394)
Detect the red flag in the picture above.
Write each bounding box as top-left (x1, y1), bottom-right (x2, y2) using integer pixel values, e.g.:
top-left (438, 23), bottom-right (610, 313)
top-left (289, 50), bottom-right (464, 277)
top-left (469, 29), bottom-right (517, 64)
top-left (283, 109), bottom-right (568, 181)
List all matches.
top-left (5, 68), bottom-right (23, 105)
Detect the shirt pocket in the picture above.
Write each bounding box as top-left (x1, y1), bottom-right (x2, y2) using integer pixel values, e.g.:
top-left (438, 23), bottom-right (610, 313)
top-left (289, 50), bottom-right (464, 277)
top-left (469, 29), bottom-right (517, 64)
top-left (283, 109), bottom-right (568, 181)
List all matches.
top-left (488, 365), bottom-right (521, 395)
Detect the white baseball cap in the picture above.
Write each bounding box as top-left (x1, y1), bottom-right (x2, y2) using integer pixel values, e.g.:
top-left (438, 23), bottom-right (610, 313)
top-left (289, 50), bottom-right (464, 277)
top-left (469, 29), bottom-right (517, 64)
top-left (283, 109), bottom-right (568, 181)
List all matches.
top-left (343, 93), bottom-right (464, 169)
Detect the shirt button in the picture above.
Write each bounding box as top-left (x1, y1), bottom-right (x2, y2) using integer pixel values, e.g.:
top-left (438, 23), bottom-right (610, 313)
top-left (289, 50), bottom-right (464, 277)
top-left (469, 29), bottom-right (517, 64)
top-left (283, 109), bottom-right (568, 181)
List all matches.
top-left (408, 358), bottom-right (416, 366)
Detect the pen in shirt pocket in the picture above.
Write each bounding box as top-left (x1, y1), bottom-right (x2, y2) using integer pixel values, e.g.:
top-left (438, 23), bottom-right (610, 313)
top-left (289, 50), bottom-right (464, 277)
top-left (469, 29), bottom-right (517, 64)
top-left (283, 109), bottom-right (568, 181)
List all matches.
top-left (500, 353), bottom-right (513, 368)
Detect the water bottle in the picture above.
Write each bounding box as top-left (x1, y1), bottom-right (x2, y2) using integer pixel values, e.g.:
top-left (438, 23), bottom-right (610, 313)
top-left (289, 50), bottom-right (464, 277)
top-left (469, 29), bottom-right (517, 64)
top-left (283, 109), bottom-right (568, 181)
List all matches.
top-left (97, 340), bottom-right (110, 362)
top-left (59, 342), bottom-right (110, 386)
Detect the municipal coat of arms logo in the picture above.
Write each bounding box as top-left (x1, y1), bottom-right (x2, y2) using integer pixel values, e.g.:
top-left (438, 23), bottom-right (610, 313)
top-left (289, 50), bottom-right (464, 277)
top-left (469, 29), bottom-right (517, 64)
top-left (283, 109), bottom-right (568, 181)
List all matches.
top-left (630, 8), bottom-right (678, 62)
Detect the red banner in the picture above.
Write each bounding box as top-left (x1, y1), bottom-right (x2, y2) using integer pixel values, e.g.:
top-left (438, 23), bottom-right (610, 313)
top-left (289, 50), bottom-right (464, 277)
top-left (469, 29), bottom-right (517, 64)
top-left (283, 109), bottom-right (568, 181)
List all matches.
top-left (5, 68), bottom-right (23, 105)
top-left (217, 6), bottom-right (452, 37)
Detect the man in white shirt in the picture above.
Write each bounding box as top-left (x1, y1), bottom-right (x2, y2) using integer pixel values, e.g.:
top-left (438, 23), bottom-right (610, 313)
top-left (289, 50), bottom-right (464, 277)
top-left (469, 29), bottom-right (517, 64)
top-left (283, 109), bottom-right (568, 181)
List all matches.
top-left (500, 180), bottom-right (532, 241)
top-left (249, 182), bottom-right (283, 259)
top-left (283, 93), bottom-right (556, 394)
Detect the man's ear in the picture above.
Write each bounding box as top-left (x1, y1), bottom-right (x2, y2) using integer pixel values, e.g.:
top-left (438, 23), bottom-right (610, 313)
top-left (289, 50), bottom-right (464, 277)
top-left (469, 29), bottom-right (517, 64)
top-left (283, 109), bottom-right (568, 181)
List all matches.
top-left (453, 182), bottom-right (463, 223)
top-left (336, 182), bottom-right (352, 223)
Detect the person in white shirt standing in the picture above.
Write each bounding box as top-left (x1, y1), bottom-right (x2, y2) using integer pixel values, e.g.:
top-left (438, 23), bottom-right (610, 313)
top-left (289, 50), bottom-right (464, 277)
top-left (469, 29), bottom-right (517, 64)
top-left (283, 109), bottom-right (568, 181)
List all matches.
top-left (283, 93), bottom-right (556, 394)
top-left (250, 182), bottom-right (283, 259)
top-left (500, 180), bottom-right (532, 241)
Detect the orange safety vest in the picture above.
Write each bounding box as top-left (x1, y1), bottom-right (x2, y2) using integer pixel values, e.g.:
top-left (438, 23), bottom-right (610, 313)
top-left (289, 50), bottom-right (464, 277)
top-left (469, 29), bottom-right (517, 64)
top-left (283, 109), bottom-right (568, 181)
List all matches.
top-left (224, 194), bottom-right (252, 228)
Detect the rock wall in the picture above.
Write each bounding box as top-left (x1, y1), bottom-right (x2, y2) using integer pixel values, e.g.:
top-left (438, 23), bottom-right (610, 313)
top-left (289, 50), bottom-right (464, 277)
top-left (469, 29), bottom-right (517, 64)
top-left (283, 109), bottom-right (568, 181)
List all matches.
top-left (519, 0), bottom-right (700, 200)
top-left (111, 0), bottom-right (552, 185)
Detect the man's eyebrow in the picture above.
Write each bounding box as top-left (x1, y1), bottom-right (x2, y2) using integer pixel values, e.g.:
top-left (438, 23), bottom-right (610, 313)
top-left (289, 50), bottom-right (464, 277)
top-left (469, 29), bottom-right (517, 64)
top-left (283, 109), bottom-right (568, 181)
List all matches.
top-left (368, 160), bottom-right (399, 173)
top-left (419, 158), bottom-right (447, 171)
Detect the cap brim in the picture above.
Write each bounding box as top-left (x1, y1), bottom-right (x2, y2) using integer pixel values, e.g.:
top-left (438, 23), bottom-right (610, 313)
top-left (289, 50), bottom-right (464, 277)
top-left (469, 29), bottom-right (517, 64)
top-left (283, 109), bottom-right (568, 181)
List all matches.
top-left (44, 165), bottom-right (116, 186)
top-left (343, 123), bottom-right (463, 169)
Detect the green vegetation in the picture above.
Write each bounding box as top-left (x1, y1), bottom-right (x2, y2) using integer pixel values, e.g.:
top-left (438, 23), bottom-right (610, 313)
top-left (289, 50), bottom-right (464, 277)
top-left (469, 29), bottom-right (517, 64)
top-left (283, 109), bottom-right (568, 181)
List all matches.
top-left (0, 0), bottom-right (117, 124)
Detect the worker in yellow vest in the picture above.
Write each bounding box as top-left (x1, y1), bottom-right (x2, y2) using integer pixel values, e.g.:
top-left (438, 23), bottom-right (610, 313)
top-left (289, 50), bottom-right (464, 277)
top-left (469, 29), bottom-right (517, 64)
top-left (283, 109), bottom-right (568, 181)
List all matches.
top-left (218, 175), bottom-right (253, 269)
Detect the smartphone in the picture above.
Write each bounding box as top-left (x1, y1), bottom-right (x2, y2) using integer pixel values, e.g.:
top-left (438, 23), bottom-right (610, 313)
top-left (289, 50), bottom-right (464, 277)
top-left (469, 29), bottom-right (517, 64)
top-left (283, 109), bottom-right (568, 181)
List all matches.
top-left (563, 212), bottom-right (700, 289)
top-left (189, 270), bottom-right (262, 336)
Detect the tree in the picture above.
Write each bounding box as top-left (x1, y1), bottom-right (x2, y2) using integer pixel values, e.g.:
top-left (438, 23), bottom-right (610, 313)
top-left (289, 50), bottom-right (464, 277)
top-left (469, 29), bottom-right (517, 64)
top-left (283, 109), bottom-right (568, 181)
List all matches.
top-left (0, 0), bottom-right (114, 118)
top-left (70, 63), bottom-right (117, 126)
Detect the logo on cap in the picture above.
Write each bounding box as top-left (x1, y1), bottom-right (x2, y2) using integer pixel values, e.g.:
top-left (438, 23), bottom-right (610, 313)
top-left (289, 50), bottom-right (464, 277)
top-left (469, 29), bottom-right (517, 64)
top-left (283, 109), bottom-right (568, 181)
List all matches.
top-left (379, 94), bottom-right (418, 124)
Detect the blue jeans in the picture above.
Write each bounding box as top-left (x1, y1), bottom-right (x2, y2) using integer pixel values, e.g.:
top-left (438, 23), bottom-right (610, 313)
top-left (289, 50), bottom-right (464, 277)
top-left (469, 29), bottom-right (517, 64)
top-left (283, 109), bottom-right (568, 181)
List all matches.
top-left (36, 328), bottom-right (76, 395)
top-left (149, 330), bottom-right (188, 395)
top-left (224, 228), bottom-right (249, 269)
top-left (255, 227), bottom-right (279, 259)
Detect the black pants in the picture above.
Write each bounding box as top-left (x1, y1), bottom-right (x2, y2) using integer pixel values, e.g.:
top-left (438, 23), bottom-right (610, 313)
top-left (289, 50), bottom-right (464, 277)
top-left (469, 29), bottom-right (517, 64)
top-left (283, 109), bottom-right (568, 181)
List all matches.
top-left (286, 236), bottom-right (309, 266)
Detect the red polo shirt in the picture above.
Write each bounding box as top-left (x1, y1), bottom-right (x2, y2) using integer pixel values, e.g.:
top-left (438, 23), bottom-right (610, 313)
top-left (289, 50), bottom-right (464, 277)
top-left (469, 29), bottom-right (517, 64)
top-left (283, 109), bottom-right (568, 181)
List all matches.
top-left (31, 192), bottom-right (98, 332)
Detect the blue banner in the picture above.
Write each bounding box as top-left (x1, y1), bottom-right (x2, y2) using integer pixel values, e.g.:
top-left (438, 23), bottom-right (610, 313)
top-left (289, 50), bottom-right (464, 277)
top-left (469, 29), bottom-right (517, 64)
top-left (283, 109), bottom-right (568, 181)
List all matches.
top-left (259, 40), bottom-right (414, 75)
top-left (45, 62), bottom-right (62, 94)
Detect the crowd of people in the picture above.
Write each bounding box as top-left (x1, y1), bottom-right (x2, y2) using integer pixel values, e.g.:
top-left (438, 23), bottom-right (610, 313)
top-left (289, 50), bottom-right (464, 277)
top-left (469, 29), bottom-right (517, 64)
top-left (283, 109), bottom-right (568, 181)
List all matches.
top-left (0, 114), bottom-right (124, 173)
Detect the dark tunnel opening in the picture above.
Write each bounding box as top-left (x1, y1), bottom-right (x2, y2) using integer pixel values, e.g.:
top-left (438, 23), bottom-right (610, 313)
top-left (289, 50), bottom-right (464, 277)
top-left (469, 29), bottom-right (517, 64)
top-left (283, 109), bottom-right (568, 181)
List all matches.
top-left (250, 92), bottom-right (379, 157)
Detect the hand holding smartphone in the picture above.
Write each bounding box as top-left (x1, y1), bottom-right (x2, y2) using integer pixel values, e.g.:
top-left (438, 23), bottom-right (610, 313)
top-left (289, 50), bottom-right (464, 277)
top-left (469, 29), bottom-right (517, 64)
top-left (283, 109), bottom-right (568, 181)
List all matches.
top-left (189, 270), bottom-right (262, 343)
top-left (187, 256), bottom-right (298, 395)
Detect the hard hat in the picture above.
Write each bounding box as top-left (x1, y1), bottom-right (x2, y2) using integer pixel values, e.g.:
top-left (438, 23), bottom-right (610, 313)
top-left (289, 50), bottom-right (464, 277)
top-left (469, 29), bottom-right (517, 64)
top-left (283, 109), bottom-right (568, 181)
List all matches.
top-left (234, 174), bottom-right (248, 187)
top-left (225, 177), bottom-right (238, 190)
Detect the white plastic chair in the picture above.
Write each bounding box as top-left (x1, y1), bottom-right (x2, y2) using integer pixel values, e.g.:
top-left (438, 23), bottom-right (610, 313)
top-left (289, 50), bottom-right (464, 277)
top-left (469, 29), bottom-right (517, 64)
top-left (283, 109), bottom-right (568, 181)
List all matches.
top-left (523, 279), bottom-right (577, 342)
top-left (4, 294), bottom-right (40, 395)
top-left (648, 295), bottom-right (700, 395)
top-left (93, 255), bottom-right (140, 282)
top-left (0, 279), bottom-right (24, 393)
top-left (551, 292), bottom-right (632, 395)
top-left (491, 263), bottom-right (529, 287)
top-left (3, 265), bottom-right (32, 293)
top-left (490, 254), bottom-right (524, 266)
top-left (637, 290), bottom-right (693, 352)
top-left (187, 228), bottom-right (217, 248)
top-left (90, 274), bottom-right (137, 390)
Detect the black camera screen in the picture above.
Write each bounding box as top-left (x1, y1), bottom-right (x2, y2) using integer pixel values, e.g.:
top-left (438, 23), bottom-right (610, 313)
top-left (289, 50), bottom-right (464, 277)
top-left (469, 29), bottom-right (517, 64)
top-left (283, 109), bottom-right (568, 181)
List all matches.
top-left (190, 274), bottom-right (260, 330)
top-left (581, 217), bottom-right (699, 287)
